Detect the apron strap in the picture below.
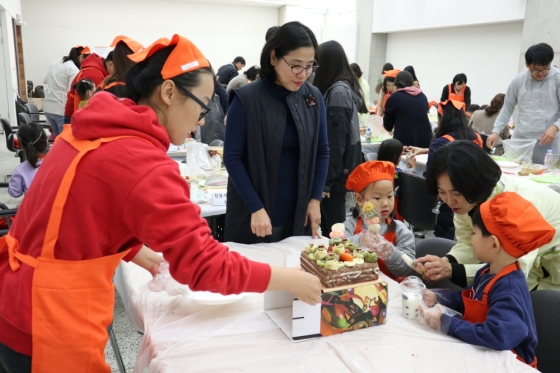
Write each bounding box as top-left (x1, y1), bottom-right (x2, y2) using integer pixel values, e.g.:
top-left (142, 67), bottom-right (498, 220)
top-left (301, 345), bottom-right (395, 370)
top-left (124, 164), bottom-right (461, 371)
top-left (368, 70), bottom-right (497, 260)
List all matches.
top-left (481, 262), bottom-right (521, 304)
top-left (41, 127), bottom-right (150, 259)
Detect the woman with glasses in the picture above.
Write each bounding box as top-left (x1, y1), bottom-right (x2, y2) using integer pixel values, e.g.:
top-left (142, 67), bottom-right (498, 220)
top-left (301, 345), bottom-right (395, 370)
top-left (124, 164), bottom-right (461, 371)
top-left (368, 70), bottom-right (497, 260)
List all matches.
top-left (312, 40), bottom-right (368, 237)
top-left (0, 35), bottom-right (322, 373)
top-left (223, 21), bottom-right (329, 244)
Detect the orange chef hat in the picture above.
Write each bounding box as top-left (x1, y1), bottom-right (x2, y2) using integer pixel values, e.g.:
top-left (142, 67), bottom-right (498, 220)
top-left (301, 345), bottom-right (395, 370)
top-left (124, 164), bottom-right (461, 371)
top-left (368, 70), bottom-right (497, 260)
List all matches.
top-left (480, 192), bottom-right (556, 258)
top-left (383, 69), bottom-right (401, 78)
top-left (346, 161), bottom-right (395, 193)
top-left (110, 35), bottom-right (144, 53)
top-left (128, 34), bottom-right (210, 80)
top-left (438, 99), bottom-right (466, 116)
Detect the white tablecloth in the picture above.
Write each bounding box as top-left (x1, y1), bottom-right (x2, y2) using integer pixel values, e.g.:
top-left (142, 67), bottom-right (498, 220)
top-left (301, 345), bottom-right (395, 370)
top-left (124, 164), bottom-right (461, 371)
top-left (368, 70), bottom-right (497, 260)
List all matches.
top-left (114, 237), bottom-right (535, 373)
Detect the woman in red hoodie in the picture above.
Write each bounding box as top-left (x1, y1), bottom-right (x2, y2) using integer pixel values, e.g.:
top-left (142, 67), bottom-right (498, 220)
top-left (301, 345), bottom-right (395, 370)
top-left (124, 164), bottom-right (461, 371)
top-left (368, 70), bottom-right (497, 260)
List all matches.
top-left (0, 35), bottom-right (321, 373)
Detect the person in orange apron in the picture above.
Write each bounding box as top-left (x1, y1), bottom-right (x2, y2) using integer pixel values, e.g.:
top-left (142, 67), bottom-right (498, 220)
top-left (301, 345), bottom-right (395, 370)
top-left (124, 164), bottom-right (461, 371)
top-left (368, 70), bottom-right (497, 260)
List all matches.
top-left (419, 192), bottom-right (553, 368)
top-left (440, 73), bottom-right (471, 108)
top-left (343, 161), bottom-right (416, 282)
top-left (375, 69), bottom-right (399, 116)
top-left (98, 36), bottom-right (145, 97)
top-left (0, 34), bottom-right (322, 373)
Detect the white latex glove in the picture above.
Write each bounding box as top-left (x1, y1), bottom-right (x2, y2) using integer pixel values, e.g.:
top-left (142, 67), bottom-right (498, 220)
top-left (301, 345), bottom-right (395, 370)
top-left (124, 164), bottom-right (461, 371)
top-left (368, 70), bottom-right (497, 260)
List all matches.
top-left (359, 228), bottom-right (395, 260)
top-left (419, 303), bottom-right (444, 331)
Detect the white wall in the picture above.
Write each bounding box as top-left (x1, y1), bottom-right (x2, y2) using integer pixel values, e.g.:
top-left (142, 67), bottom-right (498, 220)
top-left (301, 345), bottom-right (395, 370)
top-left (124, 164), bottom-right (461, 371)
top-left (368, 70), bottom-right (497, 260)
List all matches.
top-left (385, 22), bottom-right (524, 105)
top-left (0, 9), bottom-right (20, 124)
top-left (21, 0), bottom-right (277, 85)
top-left (0, 0), bottom-right (21, 18)
top-left (373, 0), bottom-right (526, 33)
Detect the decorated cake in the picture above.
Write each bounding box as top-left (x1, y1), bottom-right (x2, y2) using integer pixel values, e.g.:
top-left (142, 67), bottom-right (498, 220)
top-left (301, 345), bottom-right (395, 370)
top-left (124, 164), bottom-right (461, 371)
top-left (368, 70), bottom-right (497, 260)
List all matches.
top-left (301, 223), bottom-right (380, 288)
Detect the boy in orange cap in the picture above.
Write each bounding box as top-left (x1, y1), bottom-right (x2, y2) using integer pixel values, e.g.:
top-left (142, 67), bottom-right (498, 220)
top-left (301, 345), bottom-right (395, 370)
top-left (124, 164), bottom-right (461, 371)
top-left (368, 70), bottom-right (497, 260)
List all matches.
top-left (420, 192), bottom-right (554, 368)
top-left (344, 161), bottom-right (416, 281)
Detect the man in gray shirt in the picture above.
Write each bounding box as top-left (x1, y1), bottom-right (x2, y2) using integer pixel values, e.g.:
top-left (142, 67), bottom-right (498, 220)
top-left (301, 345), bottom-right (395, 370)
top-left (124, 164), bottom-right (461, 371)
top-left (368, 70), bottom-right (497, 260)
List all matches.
top-left (487, 43), bottom-right (560, 163)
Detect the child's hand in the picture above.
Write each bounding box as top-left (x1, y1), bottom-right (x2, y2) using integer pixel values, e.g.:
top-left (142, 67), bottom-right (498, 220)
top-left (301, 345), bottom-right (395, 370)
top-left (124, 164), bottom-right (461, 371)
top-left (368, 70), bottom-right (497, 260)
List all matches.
top-left (419, 303), bottom-right (443, 331)
top-left (406, 155), bottom-right (417, 170)
top-left (422, 290), bottom-right (438, 307)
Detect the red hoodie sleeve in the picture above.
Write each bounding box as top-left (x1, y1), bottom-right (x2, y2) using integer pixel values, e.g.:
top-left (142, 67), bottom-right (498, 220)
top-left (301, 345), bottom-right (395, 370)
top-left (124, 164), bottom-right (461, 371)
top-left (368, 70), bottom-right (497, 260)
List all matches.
top-left (122, 161), bottom-right (271, 295)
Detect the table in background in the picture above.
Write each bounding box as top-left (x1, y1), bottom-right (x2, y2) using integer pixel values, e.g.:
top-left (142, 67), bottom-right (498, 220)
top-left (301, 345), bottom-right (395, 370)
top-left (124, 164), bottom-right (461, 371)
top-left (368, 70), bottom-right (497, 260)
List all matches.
top-left (115, 236), bottom-right (535, 373)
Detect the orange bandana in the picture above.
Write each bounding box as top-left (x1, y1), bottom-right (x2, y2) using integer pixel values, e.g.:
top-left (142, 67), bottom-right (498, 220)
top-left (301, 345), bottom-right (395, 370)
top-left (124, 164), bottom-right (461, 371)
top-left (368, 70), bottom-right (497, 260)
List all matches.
top-left (384, 69), bottom-right (401, 78)
top-left (128, 34), bottom-right (210, 79)
top-left (438, 99), bottom-right (466, 116)
top-left (346, 161), bottom-right (395, 193)
top-left (110, 35), bottom-right (144, 53)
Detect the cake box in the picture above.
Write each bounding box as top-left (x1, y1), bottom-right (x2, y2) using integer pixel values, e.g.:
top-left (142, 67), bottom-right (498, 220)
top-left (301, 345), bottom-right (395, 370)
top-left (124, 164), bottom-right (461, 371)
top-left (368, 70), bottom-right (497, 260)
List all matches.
top-left (265, 278), bottom-right (388, 342)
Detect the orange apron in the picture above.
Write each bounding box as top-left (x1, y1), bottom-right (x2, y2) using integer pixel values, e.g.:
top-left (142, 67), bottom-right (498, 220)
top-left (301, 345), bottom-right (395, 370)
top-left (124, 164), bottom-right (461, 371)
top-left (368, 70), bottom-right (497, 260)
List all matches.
top-left (98, 81), bottom-right (125, 91)
top-left (0, 127), bottom-right (139, 372)
top-left (355, 217), bottom-right (406, 283)
top-left (442, 133), bottom-right (483, 148)
top-left (447, 83), bottom-right (467, 103)
top-left (375, 91), bottom-right (391, 116)
top-left (461, 262), bottom-right (537, 368)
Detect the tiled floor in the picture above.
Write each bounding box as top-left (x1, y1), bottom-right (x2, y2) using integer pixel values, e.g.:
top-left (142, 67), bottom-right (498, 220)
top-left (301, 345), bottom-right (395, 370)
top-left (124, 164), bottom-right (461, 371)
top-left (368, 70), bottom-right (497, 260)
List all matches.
top-left (0, 130), bottom-right (142, 372)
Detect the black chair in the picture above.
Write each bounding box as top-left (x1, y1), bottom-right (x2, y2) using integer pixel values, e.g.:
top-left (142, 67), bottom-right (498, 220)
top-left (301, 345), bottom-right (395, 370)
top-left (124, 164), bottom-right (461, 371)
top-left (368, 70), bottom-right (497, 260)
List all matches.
top-left (415, 238), bottom-right (463, 291)
top-left (1, 118), bottom-right (25, 168)
top-left (25, 103), bottom-right (46, 124)
top-left (15, 96), bottom-right (28, 116)
top-left (18, 112), bottom-right (32, 127)
top-left (396, 172), bottom-right (439, 232)
top-left (531, 290), bottom-right (560, 373)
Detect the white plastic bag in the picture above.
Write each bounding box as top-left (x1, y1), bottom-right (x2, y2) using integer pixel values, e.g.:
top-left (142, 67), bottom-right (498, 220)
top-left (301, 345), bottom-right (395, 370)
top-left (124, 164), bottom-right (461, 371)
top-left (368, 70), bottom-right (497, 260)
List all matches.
top-left (502, 138), bottom-right (537, 163)
top-left (185, 140), bottom-right (212, 178)
top-left (367, 114), bottom-right (390, 138)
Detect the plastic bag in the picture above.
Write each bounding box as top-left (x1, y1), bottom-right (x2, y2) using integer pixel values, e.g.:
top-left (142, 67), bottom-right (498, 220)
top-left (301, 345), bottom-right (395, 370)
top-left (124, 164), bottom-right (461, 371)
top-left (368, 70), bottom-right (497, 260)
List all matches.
top-left (144, 262), bottom-right (188, 297)
top-left (205, 172), bottom-right (228, 187)
top-left (502, 138), bottom-right (537, 163)
top-left (185, 140), bottom-right (212, 179)
top-left (367, 114), bottom-right (390, 138)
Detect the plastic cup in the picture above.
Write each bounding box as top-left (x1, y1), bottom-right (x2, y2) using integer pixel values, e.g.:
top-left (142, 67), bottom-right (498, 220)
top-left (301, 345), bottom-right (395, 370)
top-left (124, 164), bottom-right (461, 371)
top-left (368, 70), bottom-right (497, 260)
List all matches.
top-left (400, 276), bottom-right (426, 320)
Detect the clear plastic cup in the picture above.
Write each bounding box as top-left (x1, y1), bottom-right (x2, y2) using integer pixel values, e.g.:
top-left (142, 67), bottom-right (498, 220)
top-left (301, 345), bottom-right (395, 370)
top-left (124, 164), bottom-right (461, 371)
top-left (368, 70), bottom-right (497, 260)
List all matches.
top-left (400, 276), bottom-right (426, 320)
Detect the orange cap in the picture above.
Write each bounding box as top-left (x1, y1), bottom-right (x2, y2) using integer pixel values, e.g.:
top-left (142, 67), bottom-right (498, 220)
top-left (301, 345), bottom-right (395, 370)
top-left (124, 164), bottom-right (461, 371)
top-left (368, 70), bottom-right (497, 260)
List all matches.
top-left (75, 45), bottom-right (90, 54)
top-left (345, 161), bottom-right (395, 193)
top-left (128, 34), bottom-right (210, 80)
top-left (480, 192), bottom-right (556, 258)
top-left (110, 35), bottom-right (144, 53)
top-left (438, 99), bottom-right (465, 116)
top-left (383, 69), bottom-right (401, 78)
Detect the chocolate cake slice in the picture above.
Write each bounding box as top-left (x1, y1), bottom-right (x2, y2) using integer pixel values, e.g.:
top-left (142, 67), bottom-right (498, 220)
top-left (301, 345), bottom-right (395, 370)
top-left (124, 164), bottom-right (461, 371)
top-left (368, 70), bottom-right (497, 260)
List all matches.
top-left (300, 252), bottom-right (379, 289)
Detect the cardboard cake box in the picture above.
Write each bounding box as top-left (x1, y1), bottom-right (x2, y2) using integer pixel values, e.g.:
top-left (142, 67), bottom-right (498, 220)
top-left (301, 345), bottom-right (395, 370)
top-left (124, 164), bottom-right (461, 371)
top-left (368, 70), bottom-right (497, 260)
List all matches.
top-left (265, 278), bottom-right (388, 342)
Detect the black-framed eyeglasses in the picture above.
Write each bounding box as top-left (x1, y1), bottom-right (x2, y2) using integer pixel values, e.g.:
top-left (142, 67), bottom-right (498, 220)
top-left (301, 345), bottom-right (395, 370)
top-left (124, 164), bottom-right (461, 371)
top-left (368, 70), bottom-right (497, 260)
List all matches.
top-left (181, 88), bottom-right (211, 121)
top-left (282, 57), bottom-right (319, 75)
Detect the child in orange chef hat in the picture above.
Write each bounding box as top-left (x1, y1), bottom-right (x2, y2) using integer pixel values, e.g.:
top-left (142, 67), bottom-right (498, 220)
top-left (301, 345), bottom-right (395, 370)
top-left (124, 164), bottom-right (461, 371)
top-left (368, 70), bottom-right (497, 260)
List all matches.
top-left (420, 192), bottom-right (555, 369)
top-left (344, 161), bottom-right (416, 281)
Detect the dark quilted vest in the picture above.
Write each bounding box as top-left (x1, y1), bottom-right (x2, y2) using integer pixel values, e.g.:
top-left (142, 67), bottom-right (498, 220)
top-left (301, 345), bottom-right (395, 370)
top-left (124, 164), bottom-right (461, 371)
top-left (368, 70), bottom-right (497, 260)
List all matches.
top-left (224, 79), bottom-right (322, 244)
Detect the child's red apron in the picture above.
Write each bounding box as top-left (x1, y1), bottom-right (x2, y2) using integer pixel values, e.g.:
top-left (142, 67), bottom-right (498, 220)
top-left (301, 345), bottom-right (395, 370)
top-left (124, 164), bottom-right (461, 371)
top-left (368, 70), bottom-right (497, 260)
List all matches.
top-left (355, 217), bottom-right (406, 283)
top-left (0, 127), bottom-right (138, 372)
top-left (461, 262), bottom-right (537, 368)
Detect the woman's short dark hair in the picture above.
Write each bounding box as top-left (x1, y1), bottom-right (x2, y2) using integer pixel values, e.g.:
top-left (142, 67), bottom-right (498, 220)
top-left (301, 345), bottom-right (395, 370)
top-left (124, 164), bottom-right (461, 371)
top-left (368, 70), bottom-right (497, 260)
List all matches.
top-left (403, 65), bottom-right (418, 81)
top-left (382, 63), bottom-right (393, 73)
top-left (105, 41), bottom-right (135, 84)
top-left (425, 141), bottom-right (502, 204)
top-left (17, 123), bottom-right (48, 168)
top-left (452, 73), bottom-right (467, 85)
top-left (525, 43), bottom-right (554, 66)
top-left (395, 71), bottom-right (414, 89)
top-left (435, 104), bottom-right (475, 140)
top-left (265, 26), bottom-right (278, 41)
top-left (126, 45), bottom-right (214, 104)
top-left (313, 40), bottom-right (368, 114)
top-left (485, 93), bottom-right (505, 116)
top-left (260, 21), bottom-right (318, 82)
top-left (245, 65), bottom-right (261, 81)
top-left (470, 205), bottom-right (492, 237)
top-left (350, 63), bottom-right (363, 78)
top-left (377, 139), bottom-right (403, 166)
top-left (63, 47), bottom-right (83, 69)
